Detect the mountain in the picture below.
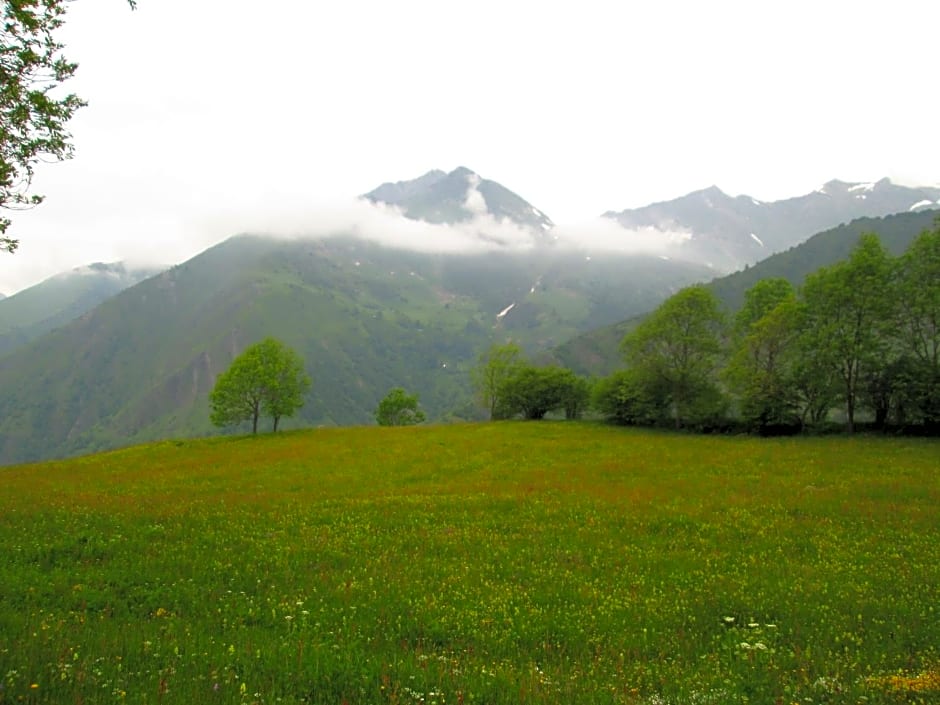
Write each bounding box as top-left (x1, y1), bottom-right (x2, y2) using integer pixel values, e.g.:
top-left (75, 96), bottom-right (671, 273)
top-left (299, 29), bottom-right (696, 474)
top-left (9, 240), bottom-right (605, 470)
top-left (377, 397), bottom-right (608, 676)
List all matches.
top-left (364, 166), bottom-right (554, 233)
top-left (604, 178), bottom-right (940, 271)
top-left (0, 169), bottom-right (714, 466)
top-left (0, 261), bottom-right (164, 358)
top-left (553, 209), bottom-right (940, 376)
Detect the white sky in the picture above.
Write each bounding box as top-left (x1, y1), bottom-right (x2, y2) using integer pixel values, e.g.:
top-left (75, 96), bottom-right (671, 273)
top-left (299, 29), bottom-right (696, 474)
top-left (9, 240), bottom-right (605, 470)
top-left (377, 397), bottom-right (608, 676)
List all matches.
top-left (2, 0), bottom-right (939, 294)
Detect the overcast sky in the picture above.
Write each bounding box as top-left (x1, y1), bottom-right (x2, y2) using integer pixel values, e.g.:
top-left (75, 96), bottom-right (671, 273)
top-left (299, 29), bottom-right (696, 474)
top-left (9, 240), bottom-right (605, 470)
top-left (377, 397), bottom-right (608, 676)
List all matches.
top-left (2, 0), bottom-right (938, 294)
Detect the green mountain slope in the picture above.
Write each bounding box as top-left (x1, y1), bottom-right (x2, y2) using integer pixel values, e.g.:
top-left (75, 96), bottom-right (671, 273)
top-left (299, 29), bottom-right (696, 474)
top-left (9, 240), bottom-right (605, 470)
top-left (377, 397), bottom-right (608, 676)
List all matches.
top-left (0, 234), bottom-right (712, 465)
top-left (553, 210), bottom-right (940, 376)
top-left (0, 262), bottom-right (162, 358)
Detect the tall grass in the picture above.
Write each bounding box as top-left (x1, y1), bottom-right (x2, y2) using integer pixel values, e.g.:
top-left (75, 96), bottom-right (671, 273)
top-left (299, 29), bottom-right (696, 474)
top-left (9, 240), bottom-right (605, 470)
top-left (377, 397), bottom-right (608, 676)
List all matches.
top-left (0, 423), bottom-right (937, 703)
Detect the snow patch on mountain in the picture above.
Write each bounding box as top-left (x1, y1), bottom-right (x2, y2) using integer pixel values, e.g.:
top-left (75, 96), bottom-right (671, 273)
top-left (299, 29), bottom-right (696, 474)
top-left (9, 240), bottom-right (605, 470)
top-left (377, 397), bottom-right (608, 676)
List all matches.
top-left (496, 302), bottom-right (515, 319)
top-left (909, 199), bottom-right (934, 211)
top-left (848, 183), bottom-right (876, 193)
top-left (750, 233), bottom-right (765, 247)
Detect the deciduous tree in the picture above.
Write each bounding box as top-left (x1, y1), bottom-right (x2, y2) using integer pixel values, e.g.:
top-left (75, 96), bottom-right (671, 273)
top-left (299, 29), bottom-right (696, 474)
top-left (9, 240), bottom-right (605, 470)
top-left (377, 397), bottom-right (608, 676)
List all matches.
top-left (498, 365), bottom-right (586, 420)
top-left (725, 296), bottom-right (803, 432)
top-left (375, 387), bottom-right (426, 426)
top-left (893, 223), bottom-right (940, 426)
top-left (621, 285), bottom-right (727, 428)
top-left (472, 342), bottom-right (524, 419)
top-left (210, 338), bottom-right (310, 434)
top-left (800, 234), bottom-right (893, 432)
top-left (1, 0), bottom-right (136, 253)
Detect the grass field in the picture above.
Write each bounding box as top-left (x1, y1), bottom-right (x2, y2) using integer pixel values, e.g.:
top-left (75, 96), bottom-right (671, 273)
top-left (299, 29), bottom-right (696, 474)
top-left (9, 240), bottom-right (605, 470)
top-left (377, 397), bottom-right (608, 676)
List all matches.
top-left (0, 423), bottom-right (938, 704)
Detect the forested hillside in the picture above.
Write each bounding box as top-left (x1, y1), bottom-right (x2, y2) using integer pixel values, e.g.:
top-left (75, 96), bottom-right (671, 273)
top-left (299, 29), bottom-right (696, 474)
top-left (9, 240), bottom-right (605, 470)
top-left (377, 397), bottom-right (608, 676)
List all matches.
top-left (554, 210), bottom-right (940, 376)
top-left (592, 225), bottom-right (940, 434)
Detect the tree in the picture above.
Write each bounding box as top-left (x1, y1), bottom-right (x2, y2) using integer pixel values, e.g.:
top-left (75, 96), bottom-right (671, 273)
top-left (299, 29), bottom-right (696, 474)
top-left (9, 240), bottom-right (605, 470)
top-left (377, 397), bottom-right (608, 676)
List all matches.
top-left (725, 296), bottom-right (804, 433)
top-left (561, 373), bottom-right (591, 420)
top-left (472, 342), bottom-right (524, 419)
top-left (733, 278), bottom-right (796, 338)
top-left (621, 285), bottom-right (727, 428)
top-left (893, 223), bottom-right (940, 427)
top-left (498, 364), bottom-right (587, 420)
top-left (593, 368), bottom-right (669, 425)
top-left (375, 387), bottom-right (426, 426)
top-left (1, 0), bottom-right (136, 253)
top-left (210, 338), bottom-right (310, 434)
top-left (800, 234), bottom-right (893, 433)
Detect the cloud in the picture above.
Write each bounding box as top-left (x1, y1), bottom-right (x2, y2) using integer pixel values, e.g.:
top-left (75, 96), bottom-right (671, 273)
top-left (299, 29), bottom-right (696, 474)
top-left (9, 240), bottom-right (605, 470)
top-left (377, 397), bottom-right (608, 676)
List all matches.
top-left (194, 193), bottom-right (698, 261)
top-left (198, 196), bottom-right (544, 256)
top-left (550, 216), bottom-right (693, 255)
top-left (462, 173), bottom-right (488, 216)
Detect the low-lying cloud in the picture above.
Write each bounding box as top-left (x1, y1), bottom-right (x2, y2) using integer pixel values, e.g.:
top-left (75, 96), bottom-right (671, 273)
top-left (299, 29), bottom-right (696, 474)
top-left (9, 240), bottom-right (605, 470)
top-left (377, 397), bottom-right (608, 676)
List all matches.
top-left (196, 195), bottom-right (693, 260)
top-left (4, 179), bottom-right (696, 295)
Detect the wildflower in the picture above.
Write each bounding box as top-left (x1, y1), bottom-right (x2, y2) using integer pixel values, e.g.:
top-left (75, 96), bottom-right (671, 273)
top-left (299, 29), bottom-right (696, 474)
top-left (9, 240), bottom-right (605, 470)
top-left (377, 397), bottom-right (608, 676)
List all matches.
top-left (723, 616), bottom-right (735, 624)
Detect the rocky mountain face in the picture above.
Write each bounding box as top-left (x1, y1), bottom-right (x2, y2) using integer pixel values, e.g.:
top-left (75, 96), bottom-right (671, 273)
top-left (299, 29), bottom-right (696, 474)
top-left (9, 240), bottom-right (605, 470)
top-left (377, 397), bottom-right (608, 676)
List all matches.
top-left (604, 178), bottom-right (940, 270)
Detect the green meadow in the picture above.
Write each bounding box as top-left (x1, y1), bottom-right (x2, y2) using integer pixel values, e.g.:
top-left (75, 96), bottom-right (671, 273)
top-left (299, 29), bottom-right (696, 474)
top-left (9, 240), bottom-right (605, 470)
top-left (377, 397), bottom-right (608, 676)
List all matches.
top-left (0, 423), bottom-right (938, 704)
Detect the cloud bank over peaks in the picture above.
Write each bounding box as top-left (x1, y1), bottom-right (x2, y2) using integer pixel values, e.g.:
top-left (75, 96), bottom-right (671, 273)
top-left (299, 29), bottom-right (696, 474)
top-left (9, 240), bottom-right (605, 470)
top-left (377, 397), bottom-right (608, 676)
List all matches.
top-left (220, 163), bottom-right (689, 258)
top-left (200, 196), bottom-right (542, 255)
top-left (197, 184), bottom-right (695, 260)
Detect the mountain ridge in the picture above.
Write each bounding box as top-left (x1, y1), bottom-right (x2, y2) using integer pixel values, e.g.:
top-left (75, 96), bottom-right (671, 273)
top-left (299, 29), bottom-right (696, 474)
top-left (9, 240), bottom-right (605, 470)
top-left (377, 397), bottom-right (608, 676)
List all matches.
top-left (604, 177), bottom-right (940, 270)
top-left (0, 261), bottom-right (164, 358)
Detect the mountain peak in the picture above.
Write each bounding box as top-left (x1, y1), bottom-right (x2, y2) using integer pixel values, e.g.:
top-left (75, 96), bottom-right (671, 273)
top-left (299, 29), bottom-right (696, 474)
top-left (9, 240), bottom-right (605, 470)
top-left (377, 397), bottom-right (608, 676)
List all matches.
top-left (449, 166), bottom-right (478, 179)
top-left (818, 177), bottom-right (894, 195)
top-left (362, 167), bottom-right (553, 232)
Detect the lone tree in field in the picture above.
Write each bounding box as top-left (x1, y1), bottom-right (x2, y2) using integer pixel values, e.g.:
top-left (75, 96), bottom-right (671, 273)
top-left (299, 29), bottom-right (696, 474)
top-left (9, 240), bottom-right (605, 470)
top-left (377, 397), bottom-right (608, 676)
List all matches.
top-left (375, 388), bottom-right (426, 426)
top-left (210, 338), bottom-right (311, 434)
top-left (1, 0), bottom-right (136, 253)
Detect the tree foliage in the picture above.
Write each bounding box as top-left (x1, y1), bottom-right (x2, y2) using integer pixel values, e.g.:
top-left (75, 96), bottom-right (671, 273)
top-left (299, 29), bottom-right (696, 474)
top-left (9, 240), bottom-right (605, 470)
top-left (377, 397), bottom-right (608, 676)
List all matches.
top-left (1, 0), bottom-right (135, 253)
top-left (472, 342), bottom-right (524, 419)
top-left (893, 226), bottom-right (940, 426)
top-left (210, 338), bottom-right (310, 434)
top-left (592, 368), bottom-right (669, 426)
top-left (725, 297), bottom-right (804, 432)
top-left (621, 285), bottom-right (727, 428)
top-left (596, 226), bottom-right (940, 435)
top-left (375, 387), bottom-right (426, 426)
top-left (498, 365), bottom-right (587, 420)
top-left (800, 234), bottom-right (893, 433)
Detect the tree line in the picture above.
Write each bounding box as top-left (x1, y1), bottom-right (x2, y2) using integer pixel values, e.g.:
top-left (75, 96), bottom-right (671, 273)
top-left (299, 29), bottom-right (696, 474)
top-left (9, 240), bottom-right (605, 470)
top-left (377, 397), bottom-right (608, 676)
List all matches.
top-left (477, 224), bottom-right (940, 435)
top-left (208, 224), bottom-right (938, 436)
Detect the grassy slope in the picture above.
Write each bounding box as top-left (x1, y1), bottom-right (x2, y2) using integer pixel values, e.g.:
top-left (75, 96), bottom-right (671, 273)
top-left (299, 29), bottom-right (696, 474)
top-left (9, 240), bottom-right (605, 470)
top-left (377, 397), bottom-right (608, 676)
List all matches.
top-left (1, 423), bottom-right (937, 704)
